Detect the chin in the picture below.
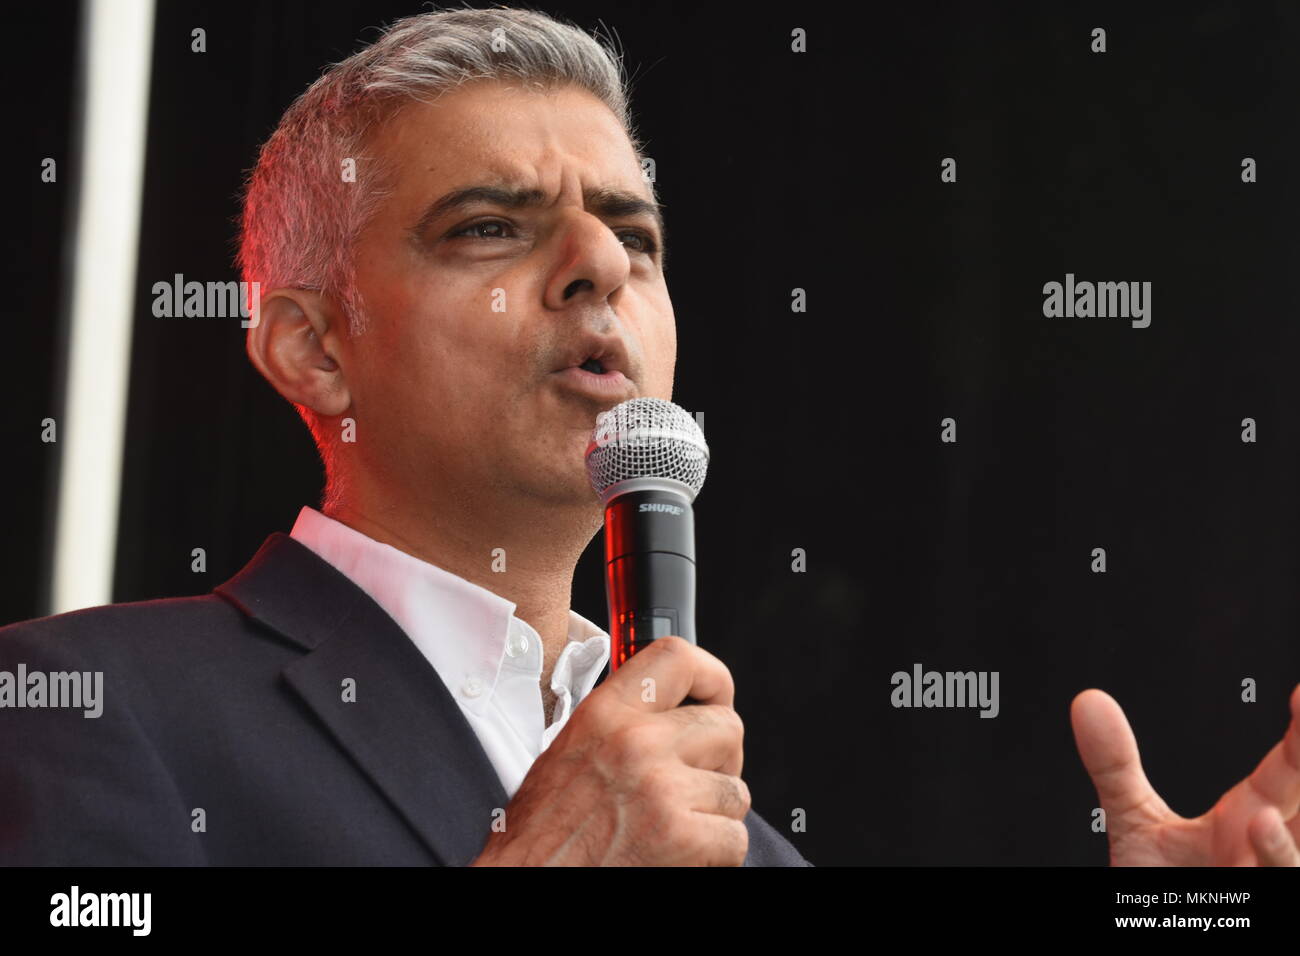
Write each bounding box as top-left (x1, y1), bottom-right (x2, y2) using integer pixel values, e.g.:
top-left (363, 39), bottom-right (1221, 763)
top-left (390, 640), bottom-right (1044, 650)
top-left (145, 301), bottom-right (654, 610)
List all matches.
top-left (509, 422), bottom-right (602, 506)
top-left (516, 460), bottom-right (601, 509)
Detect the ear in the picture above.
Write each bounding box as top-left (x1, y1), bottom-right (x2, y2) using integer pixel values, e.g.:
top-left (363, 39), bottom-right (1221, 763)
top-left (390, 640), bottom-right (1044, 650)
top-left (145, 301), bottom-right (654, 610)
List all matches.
top-left (245, 288), bottom-right (351, 417)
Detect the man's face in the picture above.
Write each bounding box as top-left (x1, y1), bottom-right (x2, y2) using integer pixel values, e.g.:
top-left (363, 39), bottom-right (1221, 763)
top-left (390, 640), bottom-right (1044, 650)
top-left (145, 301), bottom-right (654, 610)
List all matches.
top-left (340, 79), bottom-right (675, 510)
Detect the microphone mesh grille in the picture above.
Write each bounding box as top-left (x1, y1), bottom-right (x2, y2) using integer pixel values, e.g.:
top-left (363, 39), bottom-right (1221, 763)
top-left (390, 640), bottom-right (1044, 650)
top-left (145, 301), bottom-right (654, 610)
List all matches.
top-left (585, 398), bottom-right (709, 499)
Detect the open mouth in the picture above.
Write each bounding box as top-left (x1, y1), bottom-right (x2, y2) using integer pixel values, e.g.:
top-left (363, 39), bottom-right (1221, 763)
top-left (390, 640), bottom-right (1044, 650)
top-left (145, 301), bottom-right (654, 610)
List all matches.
top-left (554, 351), bottom-right (632, 399)
top-left (552, 335), bottom-right (634, 400)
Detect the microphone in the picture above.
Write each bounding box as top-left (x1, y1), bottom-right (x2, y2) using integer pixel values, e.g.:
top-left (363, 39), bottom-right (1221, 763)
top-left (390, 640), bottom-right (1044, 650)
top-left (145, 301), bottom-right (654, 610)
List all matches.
top-left (585, 397), bottom-right (709, 674)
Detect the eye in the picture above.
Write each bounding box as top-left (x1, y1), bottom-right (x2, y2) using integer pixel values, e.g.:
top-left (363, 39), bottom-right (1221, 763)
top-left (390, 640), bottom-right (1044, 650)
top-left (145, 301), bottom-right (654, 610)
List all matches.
top-left (451, 219), bottom-right (514, 240)
top-left (618, 229), bottom-right (659, 255)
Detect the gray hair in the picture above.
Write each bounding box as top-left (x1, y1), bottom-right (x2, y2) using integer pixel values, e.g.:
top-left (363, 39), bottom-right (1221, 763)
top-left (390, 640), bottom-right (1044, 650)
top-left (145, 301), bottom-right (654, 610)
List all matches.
top-left (235, 6), bottom-right (643, 507)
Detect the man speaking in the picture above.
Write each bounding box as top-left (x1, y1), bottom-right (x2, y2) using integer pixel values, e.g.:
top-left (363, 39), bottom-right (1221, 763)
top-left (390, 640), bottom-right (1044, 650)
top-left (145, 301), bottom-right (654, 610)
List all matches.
top-left (0, 6), bottom-right (805, 867)
top-left (2, 7), bottom-right (1297, 868)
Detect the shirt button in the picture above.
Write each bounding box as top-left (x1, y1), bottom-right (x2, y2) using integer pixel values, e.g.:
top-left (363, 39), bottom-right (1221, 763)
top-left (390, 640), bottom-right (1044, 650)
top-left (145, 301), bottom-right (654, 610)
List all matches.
top-left (462, 677), bottom-right (483, 698)
top-left (505, 626), bottom-right (529, 658)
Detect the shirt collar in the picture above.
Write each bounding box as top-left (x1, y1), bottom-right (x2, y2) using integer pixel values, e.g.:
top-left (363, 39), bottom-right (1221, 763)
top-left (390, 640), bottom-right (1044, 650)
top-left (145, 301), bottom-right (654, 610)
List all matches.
top-left (288, 506), bottom-right (610, 718)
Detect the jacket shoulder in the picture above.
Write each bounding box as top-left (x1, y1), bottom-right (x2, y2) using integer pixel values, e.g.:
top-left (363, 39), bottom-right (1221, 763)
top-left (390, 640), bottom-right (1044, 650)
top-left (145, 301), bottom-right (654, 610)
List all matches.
top-left (0, 593), bottom-right (253, 664)
top-left (0, 597), bottom-right (223, 865)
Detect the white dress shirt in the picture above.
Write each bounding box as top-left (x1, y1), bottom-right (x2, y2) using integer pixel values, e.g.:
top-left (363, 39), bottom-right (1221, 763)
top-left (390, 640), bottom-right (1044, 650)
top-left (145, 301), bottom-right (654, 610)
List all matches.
top-left (289, 505), bottom-right (611, 799)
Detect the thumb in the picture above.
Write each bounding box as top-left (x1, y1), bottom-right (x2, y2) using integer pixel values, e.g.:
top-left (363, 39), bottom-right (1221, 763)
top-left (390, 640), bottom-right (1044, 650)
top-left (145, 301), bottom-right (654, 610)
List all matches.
top-left (1070, 689), bottom-right (1171, 829)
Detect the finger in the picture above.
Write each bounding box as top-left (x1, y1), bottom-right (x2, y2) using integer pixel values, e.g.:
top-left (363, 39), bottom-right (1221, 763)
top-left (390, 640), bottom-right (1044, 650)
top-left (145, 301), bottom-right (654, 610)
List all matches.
top-left (605, 635), bottom-right (735, 711)
top-left (1243, 683), bottom-right (1300, 817)
top-left (1070, 689), bottom-right (1170, 827)
top-left (1248, 806), bottom-right (1300, 867)
top-left (663, 703), bottom-right (745, 777)
top-left (677, 768), bottom-right (751, 820)
top-left (683, 812), bottom-right (749, 866)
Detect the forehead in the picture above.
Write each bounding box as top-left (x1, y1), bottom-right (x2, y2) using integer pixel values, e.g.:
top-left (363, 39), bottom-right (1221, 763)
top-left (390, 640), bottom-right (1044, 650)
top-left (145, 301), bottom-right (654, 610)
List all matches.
top-left (370, 79), bottom-right (647, 199)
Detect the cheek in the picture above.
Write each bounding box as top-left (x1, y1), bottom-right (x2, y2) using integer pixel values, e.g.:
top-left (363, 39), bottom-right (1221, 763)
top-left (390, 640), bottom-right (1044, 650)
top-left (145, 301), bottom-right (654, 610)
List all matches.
top-left (380, 272), bottom-right (511, 369)
top-left (642, 298), bottom-right (677, 395)
top-left (657, 327), bottom-right (677, 393)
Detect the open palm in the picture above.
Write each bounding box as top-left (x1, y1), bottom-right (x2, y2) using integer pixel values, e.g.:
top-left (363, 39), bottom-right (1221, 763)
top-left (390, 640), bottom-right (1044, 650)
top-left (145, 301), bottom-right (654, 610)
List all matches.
top-left (1071, 684), bottom-right (1300, 866)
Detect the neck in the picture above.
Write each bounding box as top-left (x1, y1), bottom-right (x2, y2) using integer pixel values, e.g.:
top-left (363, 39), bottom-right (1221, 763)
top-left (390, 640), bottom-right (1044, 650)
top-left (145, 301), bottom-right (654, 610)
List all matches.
top-left (325, 468), bottom-right (603, 683)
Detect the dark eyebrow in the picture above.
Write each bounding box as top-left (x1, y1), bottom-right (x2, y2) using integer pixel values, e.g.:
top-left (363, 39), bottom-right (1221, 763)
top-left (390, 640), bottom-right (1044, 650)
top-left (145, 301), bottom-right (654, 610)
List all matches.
top-left (408, 183), bottom-right (668, 257)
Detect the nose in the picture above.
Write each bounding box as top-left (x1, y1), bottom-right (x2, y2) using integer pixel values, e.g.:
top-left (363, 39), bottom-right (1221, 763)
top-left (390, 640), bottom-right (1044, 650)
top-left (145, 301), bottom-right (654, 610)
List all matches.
top-left (544, 210), bottom-right (631, 311)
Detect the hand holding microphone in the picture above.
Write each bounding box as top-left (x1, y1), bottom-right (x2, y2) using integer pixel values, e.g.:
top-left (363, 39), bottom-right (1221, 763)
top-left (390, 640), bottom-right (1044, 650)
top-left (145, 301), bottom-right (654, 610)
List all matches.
top-left (470, 399), bottom-right (751, 866)
top-left (470, 634), bottom-right (748, 866)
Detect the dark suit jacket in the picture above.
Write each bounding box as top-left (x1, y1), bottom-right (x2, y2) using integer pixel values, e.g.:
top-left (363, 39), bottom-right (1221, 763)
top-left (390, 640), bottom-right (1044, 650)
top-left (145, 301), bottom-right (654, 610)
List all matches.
top-left (0, 532), bottom-right (810, 866)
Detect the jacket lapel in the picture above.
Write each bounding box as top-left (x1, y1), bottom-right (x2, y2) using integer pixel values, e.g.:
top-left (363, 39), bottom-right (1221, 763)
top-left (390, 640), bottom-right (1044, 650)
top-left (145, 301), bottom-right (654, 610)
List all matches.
top-left (215, 532), bottom-right (509, 866)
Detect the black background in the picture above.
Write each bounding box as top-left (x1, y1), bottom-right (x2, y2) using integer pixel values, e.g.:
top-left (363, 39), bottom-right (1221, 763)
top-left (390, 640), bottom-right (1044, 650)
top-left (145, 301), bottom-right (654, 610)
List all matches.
top-left (6, 1), bottom-right (1300, 866)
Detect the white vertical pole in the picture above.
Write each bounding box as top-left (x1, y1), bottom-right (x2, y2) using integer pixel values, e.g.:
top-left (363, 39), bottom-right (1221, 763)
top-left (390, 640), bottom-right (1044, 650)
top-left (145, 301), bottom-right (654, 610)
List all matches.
top-left (52, 0), bottom-right (157, 613)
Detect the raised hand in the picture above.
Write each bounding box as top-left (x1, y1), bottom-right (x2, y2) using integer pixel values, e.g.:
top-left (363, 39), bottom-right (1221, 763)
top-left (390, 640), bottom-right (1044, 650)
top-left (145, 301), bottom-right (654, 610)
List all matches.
top-left (1071, 683), bottom-right (1300, 866)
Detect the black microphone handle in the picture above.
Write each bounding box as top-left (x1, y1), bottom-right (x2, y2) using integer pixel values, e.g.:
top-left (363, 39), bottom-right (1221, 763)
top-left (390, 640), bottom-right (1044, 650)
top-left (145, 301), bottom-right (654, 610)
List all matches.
top-left (610, 553), bottom-right (703, 707)
top-left (602, 487), bottom-right (701, 706)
